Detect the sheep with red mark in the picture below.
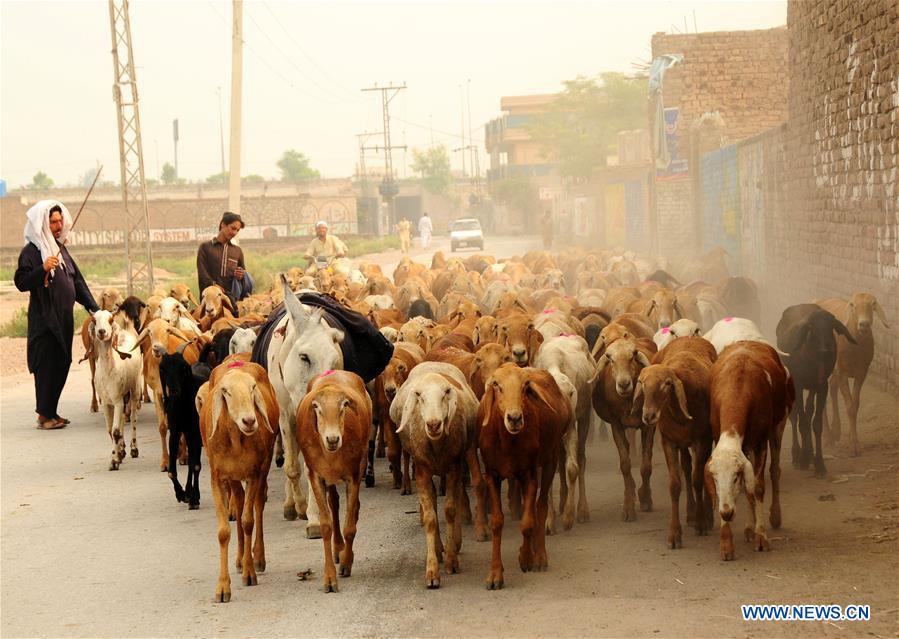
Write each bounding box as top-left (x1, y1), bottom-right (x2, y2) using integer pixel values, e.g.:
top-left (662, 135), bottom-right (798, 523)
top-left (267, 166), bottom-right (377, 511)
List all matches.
top-left (705, 341), bottom-right (794, 560)
top-left (634, 337), bottom-right (716, 548)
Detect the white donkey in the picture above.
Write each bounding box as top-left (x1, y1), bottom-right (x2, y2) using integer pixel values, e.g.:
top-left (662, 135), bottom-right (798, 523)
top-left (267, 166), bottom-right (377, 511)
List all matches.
top-left (265, 276), bottom-right (344, 538)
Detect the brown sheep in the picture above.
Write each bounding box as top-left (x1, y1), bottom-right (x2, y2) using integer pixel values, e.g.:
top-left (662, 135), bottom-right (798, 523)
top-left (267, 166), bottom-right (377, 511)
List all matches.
top-left (296, 370), bottom-right (372, 592)
top-left (496, 313), bottom-right (543, 366)
top-left (478, 364), bottom-right (572, 589)
top-left (200, 361), bottom-right (278, 602)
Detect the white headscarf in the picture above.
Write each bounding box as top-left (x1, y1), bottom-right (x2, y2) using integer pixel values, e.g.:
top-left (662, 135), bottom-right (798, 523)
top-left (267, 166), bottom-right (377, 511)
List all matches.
top-left (24, 199), bottom-right (72, 276)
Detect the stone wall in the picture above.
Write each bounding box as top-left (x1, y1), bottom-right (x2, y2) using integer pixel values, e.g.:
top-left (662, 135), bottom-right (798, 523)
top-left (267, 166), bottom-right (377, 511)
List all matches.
top-left (650, 27), bottom-right (790, 257)
top-left (773, 0), bottom-right (898, 391)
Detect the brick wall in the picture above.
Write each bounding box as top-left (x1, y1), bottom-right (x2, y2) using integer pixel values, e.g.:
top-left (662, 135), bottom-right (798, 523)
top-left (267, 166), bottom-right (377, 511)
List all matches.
top-left (650, 27), bottom-right (789, 258)
top-left (772, 0), bottom-right (898, 391)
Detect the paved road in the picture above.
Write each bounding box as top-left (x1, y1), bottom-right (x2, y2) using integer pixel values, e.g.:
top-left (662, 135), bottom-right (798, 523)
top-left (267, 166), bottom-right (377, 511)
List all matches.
top-left (2, 235), bottom-right (897, 638)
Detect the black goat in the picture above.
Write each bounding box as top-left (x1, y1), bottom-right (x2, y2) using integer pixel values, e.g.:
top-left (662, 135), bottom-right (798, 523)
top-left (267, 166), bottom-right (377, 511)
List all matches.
top-left (408, 298), bottom-right (434, 320)
top-left (196, 328), bottom-right (236, 368)
top-left (159, 353), bottom-right (204, 509)
top-left (776, 304), bottom-right (856, 476)
top-left (118, 295), bottom-right (147, 331)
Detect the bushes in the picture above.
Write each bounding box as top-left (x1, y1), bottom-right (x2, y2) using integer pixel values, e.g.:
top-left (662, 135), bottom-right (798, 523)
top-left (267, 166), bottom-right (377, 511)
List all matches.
top-left (0, 307), bottom-right (88, 339)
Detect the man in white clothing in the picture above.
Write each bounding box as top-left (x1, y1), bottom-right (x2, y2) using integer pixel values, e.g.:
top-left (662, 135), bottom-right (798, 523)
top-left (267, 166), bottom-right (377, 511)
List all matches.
top-left (418, 212), bottom-right (433, 250)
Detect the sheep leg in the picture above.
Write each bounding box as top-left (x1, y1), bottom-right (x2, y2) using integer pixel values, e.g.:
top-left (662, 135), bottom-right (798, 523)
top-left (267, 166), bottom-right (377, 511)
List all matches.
top-left (187, 436), bottom-right (202, 510)
top-left (561, 417), bottom-right (579, 531)
top-left (825, 372), bottom-right (842, 444)
top-left (443, 466), bottom-right (461, 575)
top-left (155, 401), bottom-right (169, 472)
top-left (89, 358), bottom-right (98, 412)
top-left (416, 463), bottom-right (441, 588)
top-left (611, 425), bottom-right (637, 521)
top-left (546, 476), bottom-right (557, 537)
top-left (240, 478), bottom-right (259, 587)
top-left (517, 470), bottom-right (538, 572)
top-left (128, 392), bottom-right (139, 458)
top-left (401, 450), bottom-right (413, 496)
top-left (747, 449), bottom-right (769, 551)
top-left (364, 437), bottom-right (376, 488)
top-left (339, 479), bottom-right (361, 578)
top-left (231, 482), bottom-right (246, 572)
top-left (507, 478), bottom-right (523, 520)
top-left (847, 375), bottom-right (864, 457)
top-left (789, 394), bottom-right (801, 468)
top-left (693, 441), bottom-right (712, 535)
top-left (638, 425), bottom-right (655, 511)
top-left (273, 431), bottom-right (285, 468)
top-left (304, 473), bottom-right (322, 538)
top-left (466, 448), bottom-right (489, 542)
top-left (309, 473), bottom-right (338, 593)
top-left (769, 429), bottom-right (783, 530)
top-left (662, 439), bottom-right (682, 549)
top-left (104, 404), bottom-right (120, 471)
top-left (384, 416), bottom-right (403, 489)
top-left (212, 476), bottom-right (232, 602)
top-left (681, 447), bottom-right (695, 526)
top-left (797, 390), bottom-right (815, 471)
top-left (576, 412), bottom-right (591, 523)
top-left (485, 473), bottom-right (505, 590)
top-left (375, 420), bottom-right (386, 458)
top-left (328, 485), bottom-right (345, 565)
top-left (812, 386), bottom-right (828, 477)
top-left (167, 425), bottom-right (186, 503)
top-left (252, 477), bottom-right (267, 572)
top-left (534, 460), bottom-right (554, 571)
top-left (279, 416), bottom-right (308, 521)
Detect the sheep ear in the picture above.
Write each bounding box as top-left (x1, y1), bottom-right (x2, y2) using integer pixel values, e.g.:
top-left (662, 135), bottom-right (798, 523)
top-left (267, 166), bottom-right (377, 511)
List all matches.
top-left (593, 355), bottom-right (609, 380)
top-left (873, 301), bottom-right (891, 328)
top-left (480, 383), bottom-right (495, 427)
top-left (527, 326), bottom-right (544, 361)
top-left (831, 318), bottom-right (857, 345)
top-left (220, 293), bottom-right (235, 313)
top-left (674, 299), bottom-right (686, 319)
top-left (253, 386), bottom-right (274, 433)
top-left (527, 378), bottom-right (556, 413)
top-left (636, 350), bottom-right (651, 368)
top-left (672, 376), bottom-right (693, 420)
top-left (210, 387), bottom-right (225, 440)
top-left (631, 380), bottom-right (643, 415)
top-left (396, 390), bottom-right (418, 434)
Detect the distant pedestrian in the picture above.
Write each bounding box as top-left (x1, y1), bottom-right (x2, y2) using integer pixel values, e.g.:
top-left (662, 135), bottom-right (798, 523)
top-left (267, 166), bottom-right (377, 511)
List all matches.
top-left (396, 217), bottom-right (411, 253)
top-left (541, 210), bottom-right (553, 250)
top-left (418, 212), bottom-right (433, 250)
top-left (197, 211), bottom-right (246, 302)
top-left (14, 200), bottom-right (99, 430)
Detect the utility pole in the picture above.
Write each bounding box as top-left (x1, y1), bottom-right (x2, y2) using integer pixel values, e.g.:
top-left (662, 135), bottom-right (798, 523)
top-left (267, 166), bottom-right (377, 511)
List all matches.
top-left (453, 144), bottom-right (480, 197)
top-left (361, 83), bottom-right (406, 234)
top-left (356, 131), bottom-right (381, 234)
top-left (108, 0), bottom-right (154, 295)
top-left (217, 86), bottom-right (226, 174)
top-left (228, 0), bottom-right (243, 215)
top-left (467, 79), bottom-right (475, 183)
top-left (459, 84), bottom-right (467, 177)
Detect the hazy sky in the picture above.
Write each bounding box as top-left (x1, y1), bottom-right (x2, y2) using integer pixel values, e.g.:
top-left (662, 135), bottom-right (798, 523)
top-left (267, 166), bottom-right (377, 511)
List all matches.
top-left (1, 0), bottom-right (786, 188)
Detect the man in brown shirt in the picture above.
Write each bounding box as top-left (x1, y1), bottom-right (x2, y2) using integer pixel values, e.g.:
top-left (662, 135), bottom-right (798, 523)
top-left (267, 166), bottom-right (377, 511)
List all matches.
top-left (197, 212), bottom-right (246, 298)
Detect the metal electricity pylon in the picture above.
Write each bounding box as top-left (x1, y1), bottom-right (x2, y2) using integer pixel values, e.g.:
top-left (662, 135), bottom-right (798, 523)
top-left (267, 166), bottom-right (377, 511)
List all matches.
top-left (108, 0), bottom-right (154, 295)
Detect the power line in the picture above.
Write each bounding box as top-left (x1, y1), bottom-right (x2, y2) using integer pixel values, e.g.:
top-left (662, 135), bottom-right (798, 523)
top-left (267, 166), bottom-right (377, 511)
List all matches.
top-left (261, 1), bottom-right (361, 100)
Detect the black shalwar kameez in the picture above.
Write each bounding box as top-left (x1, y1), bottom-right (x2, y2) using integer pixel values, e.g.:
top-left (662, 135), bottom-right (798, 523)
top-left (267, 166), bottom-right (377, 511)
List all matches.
top-left (14, 242), bottom-right (98, 419)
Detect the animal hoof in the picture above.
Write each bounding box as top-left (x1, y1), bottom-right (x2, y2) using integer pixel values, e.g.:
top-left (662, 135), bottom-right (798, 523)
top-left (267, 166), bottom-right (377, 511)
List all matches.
top-left (130, 448), bottom-right (139, 458)
top-left (485, 575), bottom-right (504, 590)
top-left (669, 536), bottom-right (682, 549)
top-left (108, 462), bottom-right (119, 471)
top-left (721, 549), bottom-right (735, 561)
top-left (306, 524), bottom-right (322, 539)
top-left (755, 534), bottom-right (770, 552)
top-left (622, 508), bottom-right (636, 522)
top-left (244, 573), bottom-right (258, 586)
top-left (639, 500), bottom-right (653, 512)
top-left (228, 513), bottom-right (236, 522)
top-left (364, 474), bottom-right (375, 488)
top-left (323, 578), bottom-right (339, 593)
top-left (215, 587), bottom-right (231, 603)
top-left (339, 564), bottom-right (352, 578)
top-left (189, 503), bottom-right (199, 511)
top-left (283, 504), bottom-right (298, 521)
top-left (275, 455), bottom-right (285, 468)
top-left (255, 558), bottom-right (266, 573)
top-left (376, 446), bottom-right (386, 459)
top-left (744, 526), bottom-right (755, 543)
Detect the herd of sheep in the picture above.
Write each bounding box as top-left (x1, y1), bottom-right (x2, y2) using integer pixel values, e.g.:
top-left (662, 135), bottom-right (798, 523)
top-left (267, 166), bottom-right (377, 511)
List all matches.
top-left (79, 246), bottom-right (890, 600)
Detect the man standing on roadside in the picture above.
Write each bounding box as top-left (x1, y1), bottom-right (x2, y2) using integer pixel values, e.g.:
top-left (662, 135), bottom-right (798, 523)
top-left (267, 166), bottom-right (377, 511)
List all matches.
top-left (396, 216), bottom-right (411, 253)
top-left (197, 212), bottom-right (246, 303)
top-left (418, 212), bottom-right (433, 250)
top-left (15, 200), bottom-right (99, 430)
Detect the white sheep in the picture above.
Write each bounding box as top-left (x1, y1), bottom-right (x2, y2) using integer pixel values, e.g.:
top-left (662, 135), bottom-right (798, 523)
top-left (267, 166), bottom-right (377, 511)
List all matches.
top-left (654, 318), bottom-right (702, 350)
top-left (229, 327), bottom-right (257, 355)
top-left (703, 317), bottom-right (782, 355)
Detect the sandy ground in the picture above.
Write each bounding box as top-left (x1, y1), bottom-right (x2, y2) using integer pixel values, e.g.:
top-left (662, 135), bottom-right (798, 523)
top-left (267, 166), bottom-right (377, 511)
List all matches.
top-left (1, 236), bottom-right (897, 638)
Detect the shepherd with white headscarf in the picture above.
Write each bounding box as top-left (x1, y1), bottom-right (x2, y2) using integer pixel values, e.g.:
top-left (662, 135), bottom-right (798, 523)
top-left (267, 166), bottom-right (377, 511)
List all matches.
top-left (14, 200), bottom-right (98, 430)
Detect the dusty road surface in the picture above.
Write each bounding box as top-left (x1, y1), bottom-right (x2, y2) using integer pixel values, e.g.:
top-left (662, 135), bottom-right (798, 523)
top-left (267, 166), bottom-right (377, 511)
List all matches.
top-left (2, 235), bottom-right (897, 638)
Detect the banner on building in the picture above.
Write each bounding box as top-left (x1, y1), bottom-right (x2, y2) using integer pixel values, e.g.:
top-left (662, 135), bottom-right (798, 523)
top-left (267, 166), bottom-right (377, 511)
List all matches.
top-left (656, 108), bottom-right (688, 180)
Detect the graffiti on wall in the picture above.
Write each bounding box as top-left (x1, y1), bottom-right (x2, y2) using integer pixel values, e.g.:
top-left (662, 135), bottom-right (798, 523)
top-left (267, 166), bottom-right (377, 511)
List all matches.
top-left (700, 145), bottom-right (742, 272)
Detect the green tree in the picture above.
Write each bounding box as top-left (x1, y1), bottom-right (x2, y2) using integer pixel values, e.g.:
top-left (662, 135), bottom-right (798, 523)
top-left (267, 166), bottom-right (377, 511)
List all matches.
top-left (206, 171), bottom-right (229, 185)
top-left (161, 162), bottom-right (177, 185)
top-left (242, 174), bottom-right (265, 184)
top-left (29, 171), bottom-right (54, 190)
top-left (526, 72), bottom-right (647, 178)
top-left (277, 150), bottom-right (320, 182)
top-left (410, 145), bottom-right (453, 195)
top-left (490, 175), bottom-right (538, 216)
